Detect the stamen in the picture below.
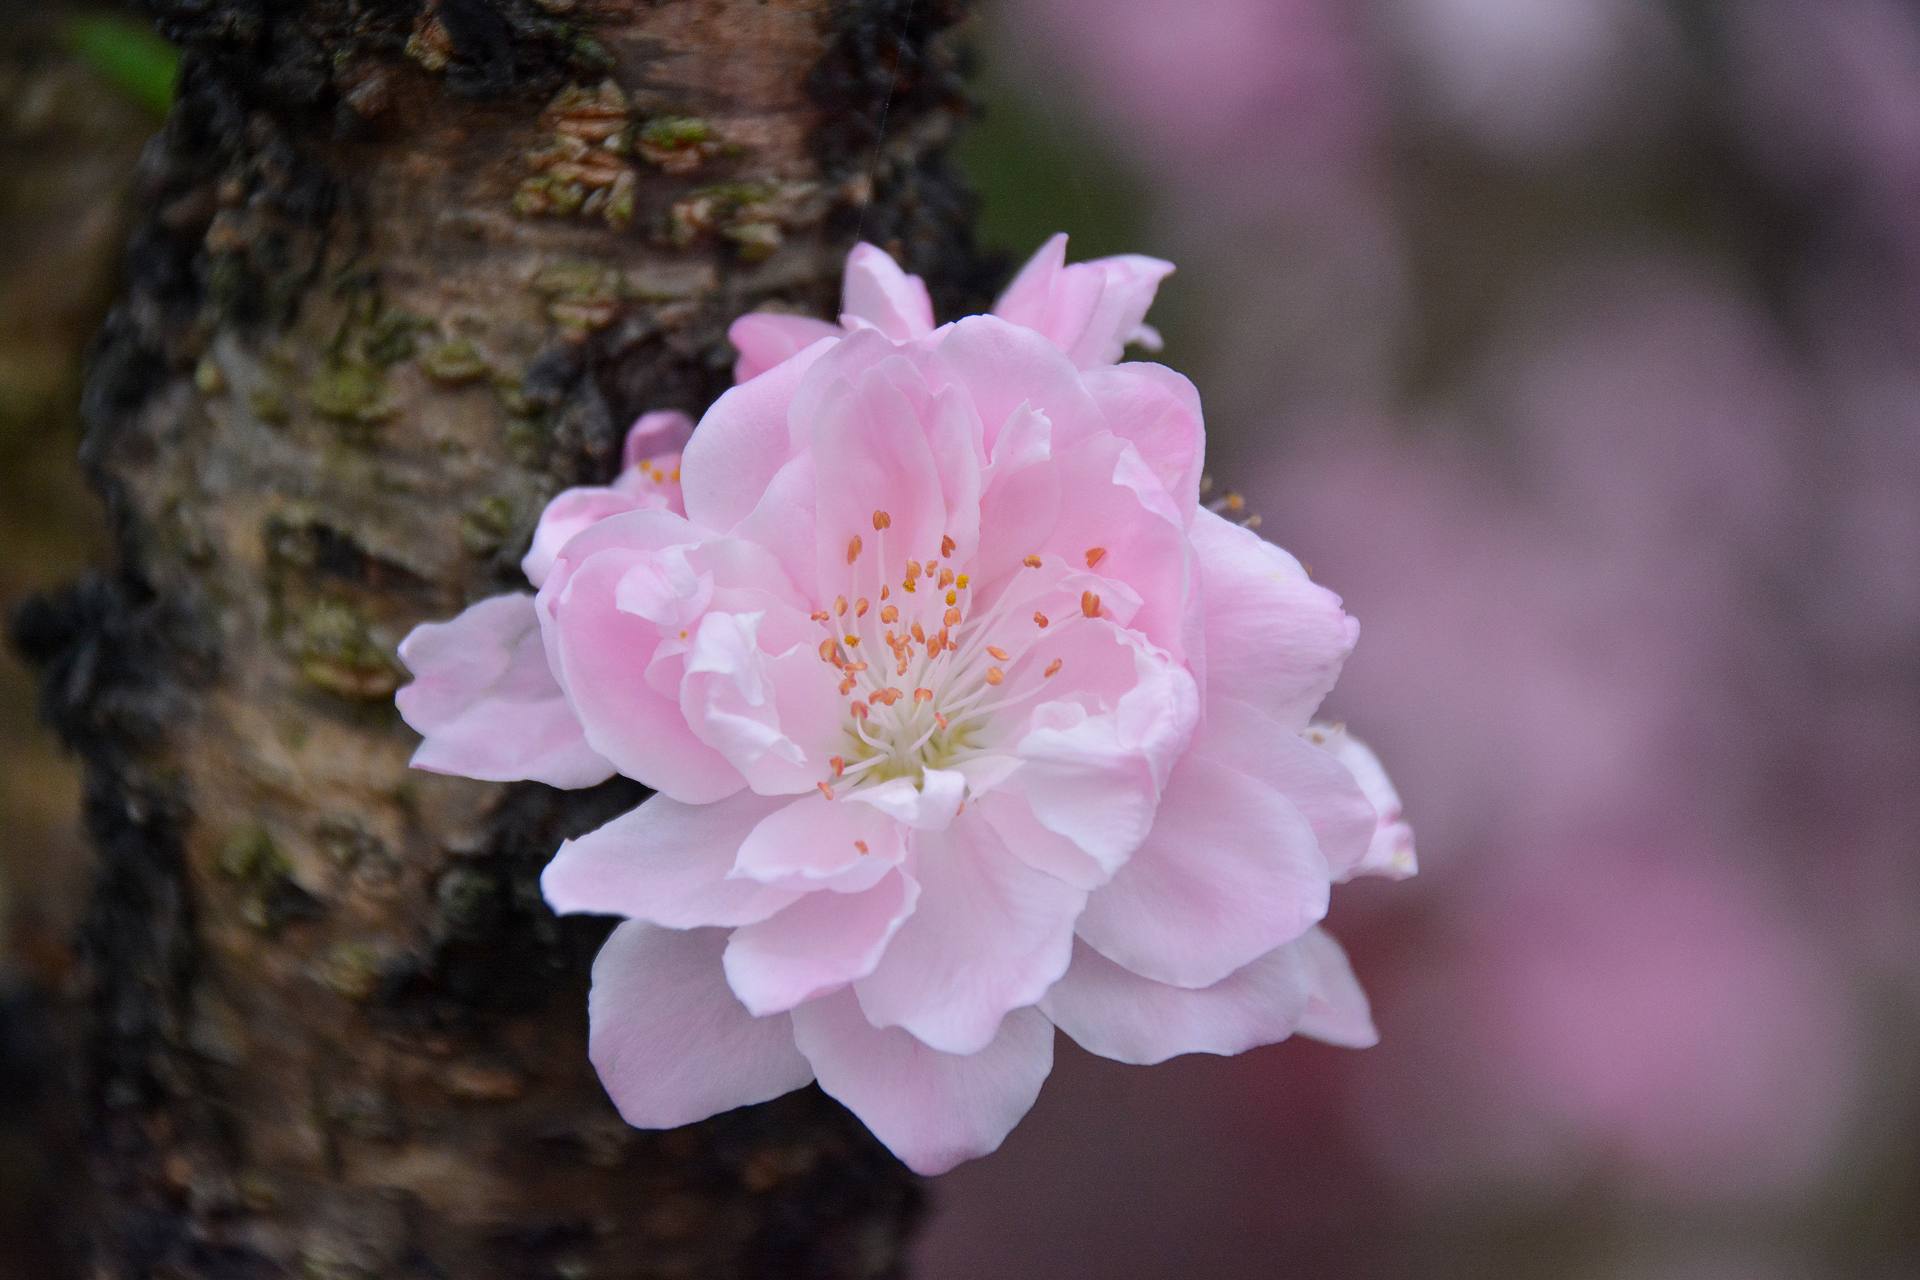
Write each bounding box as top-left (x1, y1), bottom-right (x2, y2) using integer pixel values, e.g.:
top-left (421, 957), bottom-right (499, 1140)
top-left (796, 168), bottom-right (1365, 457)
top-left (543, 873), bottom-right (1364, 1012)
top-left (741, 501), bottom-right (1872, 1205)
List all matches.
top-left (914, 688), bottom-right (933, 702)
top-left (986, 645), bottom-right (1009, 661)
top-left (843, 633), bottom-right (860, 647)
top-left (872, 510), bottom-right (892, 531)
top-left (944, 607), bottom-right (963, 627)
top-left (811, 610), bottom-right (830, 623)
top-left (1081, 590), bottom-right (1102, 619)
top-left (938, 567), bottom-right (955, 589)
top-left (945, 589), bottom-right (958, 606)
top-left (1084, 546), bottom-right (1107, 569)
top-left (817, 781), bottom-right (835, 799)
top-left (986, 667), bottom-right (1005, 686)
top-left (847, 534), bottom-right (863, 564)
top-left (1023, 554), bottom-right (1043, 569)
top-left (880, 604), bottom-right (899, 624)
top-left (1033, 611), bottom-right (1049, 628)
top-left (855, 598), bottom-right (870, 618)
top-left (941, 534), bottom-right (957, 558)
top-left (1044, 658), bottom-right (1063, 678)
top-left (835, 595), bottom-right (848, 617)
top-left (854, 839), bottom-right (870, 855)
top-left (955, 574), bottom-right (970, 589)
top-left (830, 756), bottom-right (846, 778)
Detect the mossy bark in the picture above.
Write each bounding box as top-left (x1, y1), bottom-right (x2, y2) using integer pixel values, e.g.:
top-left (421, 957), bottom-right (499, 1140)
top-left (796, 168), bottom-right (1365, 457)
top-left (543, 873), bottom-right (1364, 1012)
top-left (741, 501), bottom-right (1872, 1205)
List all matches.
top-left (13, 2), bottom-right (982, 1275)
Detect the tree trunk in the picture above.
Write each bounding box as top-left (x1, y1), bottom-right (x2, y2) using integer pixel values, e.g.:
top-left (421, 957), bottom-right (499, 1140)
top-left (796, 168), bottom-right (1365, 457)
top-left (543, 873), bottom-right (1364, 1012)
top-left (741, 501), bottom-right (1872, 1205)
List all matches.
top-left (13, 2), bottom-right (983, 1275)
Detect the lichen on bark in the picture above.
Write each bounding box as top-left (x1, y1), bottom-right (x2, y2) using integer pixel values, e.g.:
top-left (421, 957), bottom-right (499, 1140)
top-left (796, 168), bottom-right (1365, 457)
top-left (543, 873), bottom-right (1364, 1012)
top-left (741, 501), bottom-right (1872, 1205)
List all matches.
top-left (14, 2), bottom-right (984, 1275)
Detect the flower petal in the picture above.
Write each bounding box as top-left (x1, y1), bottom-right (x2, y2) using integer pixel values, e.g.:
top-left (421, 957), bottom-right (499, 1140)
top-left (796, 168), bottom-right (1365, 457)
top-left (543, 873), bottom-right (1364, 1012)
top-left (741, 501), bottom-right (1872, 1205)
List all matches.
top-left (728, 312), bottom-right (840, 383)
top-left (1192, 507), bottom-right (1357, 729)
top-left (1293, 927), bottom-right (1379, 1048)
top-left (732, 791), bottom-right (907, 892)
top-left (1075, 741), bottom-right (1331, 990)
top-left (854, 812), bottom-right (1086, 1054)
top-left (551, 544), bottom-right (745, 803)
top-left (723, 868), bottom-right (920, 1015)
top-left (1040, 939), bottom-right (1316, 1065)
top-left (791, 990), bottom-right (1054, 1175)
top-left (397, 593), bottom-right (613, 788)
top-left (1205, 696), bottom-right (1378, 879)
top-left (992, 234), bottom-right (1175, 368)
top-left (1309, 724), bottom-right (1418, 881)
top-left (1081, 360), bottom-right (1204, 518)
top-left (621, 409), bottom-right (695, 465)
top-left (542, 790), bottom-right (800, 928)
top-left (522, 487), bottom-right (643, 589)
top-left (840, 242), bottom-right (936, 340)
top-left (588, 922), bottom-right (812, 1129)
top-left (683, 336), bottom-right (831, 531)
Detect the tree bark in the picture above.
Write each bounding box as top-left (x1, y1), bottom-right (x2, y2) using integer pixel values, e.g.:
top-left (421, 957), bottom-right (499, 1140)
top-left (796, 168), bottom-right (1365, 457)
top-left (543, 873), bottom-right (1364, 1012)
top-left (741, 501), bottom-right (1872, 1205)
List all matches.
top-left (12, 2), bottom-right (983, 1275)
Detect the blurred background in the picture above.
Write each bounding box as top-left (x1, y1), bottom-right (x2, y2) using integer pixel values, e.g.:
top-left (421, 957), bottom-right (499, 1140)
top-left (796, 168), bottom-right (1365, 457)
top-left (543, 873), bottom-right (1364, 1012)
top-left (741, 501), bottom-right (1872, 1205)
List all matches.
top-left (3, 2), bottom-right (1916, 1277)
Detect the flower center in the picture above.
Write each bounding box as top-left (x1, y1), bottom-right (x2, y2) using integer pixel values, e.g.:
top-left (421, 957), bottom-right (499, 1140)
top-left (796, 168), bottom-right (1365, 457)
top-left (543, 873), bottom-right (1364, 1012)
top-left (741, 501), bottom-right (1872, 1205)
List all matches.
top-left (809, 509), bottom-right (1106, 799)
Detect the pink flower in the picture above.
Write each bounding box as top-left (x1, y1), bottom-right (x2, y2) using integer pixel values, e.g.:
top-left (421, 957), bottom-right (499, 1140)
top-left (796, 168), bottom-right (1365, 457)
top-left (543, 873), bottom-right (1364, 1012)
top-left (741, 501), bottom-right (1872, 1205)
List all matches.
top-left (397, 241), bottom-right (1413, 1174)
top-left (727, 234), bottom-right (1173, 381)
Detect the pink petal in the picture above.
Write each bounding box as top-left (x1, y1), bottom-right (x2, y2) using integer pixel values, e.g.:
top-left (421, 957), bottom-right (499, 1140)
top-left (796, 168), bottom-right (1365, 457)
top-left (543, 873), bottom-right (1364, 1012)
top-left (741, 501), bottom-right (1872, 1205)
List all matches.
top-left (1075, 741), bottom-right (1331, 990)
top-left (550, 543), bottom-right (745, 803)
top-left (843, 768), bottom-right (967, 830)
top-left (731, 791), bottom-right (907, 892)
top-left (1081, 361), bottom-right (1205, 517)
top-left (723, 868), bottom-right (920, 1015)
top-left (853, 812), bottom-right (1087, 1055)
top-left (682, 337), bottom-right (831, 531)
top-left (1292, 926), bottom-right (1379, 1048)
top-left (621, 409), bottom-right (695, 465)
top-left (933, 315), bottom-right (1107, 460)
top-left (521, 487), bottom-right (642, 588)
top-left (727, 312), bottom-right (840, 383)
top-left (1309, 723), bottom-right (1418, 881)
top-left (840, 243), bottom-right (936, 340)
top-left (1039, 939), bottom-right (1316, 1066)
top-left (1205, 696), bottom-right (1378, 879)
top-left (975, 791), bottom-right (1114, 891)
top-left (992, 234), bottom-right (1175, 368)
top-left (790, 990), bottom-right (1055, 1175)
top-left (396, 593), bottom-right (613, 788)
top-left (588, 923), bottom-right (812, 1129)
top-left (541, 790), bottom-right (800, 928)
top-left (1192, 507), bottom-right (1357, 729)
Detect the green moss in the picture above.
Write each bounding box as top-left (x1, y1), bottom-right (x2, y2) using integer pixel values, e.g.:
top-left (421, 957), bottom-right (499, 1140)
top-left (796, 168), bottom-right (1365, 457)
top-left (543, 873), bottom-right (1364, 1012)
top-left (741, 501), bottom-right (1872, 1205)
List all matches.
top-left (420, 338), bottom-right (491, 385)
top-left (460, 495), bottom-right (517, 555)
top-left (306, 361), bottom-right (395, 425)
top-left (640, 116), bottom-right (710, 149)
top-left (296, 601), bottom-right (402, 700)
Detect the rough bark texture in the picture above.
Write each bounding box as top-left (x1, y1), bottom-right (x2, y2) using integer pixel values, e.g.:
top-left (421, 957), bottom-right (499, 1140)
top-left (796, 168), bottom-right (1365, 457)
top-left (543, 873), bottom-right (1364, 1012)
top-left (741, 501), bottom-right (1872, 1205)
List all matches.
top-left (12, 2), bottom-right (985, 1275)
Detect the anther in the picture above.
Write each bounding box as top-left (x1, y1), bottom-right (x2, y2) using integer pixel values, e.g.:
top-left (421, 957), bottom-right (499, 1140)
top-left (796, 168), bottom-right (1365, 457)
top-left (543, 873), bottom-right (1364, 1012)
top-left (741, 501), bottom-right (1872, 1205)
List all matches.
top-left (835, 595), bottom-right (848, 617)
top-left (880, 604), bottom-right (899, 624)
top-left (1023, 554), bottom-right (1043, 569)
top-left (938, 567), bottom-right (955, 589)
top-left (818, 638), bottom-right (840, 663)
top-left (843, 634), bottom-right (860, 648)
top-left (1033, 611), bottom-right (1050, 628)
top-left (872, 510), bottom-right (892, 530)
top-left (914, 688), bottom-right (933, 703)
top-left (850, 702), bottom-right (869, 720)
top-left (941, 534), bottom-right (956, 558)
top-left (935, 713), bottom-right (949, 729)
top-left (1085, 546), bottom-right (1107, 568)
top-left (943, 607), bottom-right (963, 627)
top-left (1044, 658), bottom-right (1063, 678)
top-left (987, 645), bottom-right (1009, 661)
top-left (830, 756), bottom-right (846, 777)
top-left (986, 667), bottom-right (1005, 686)
top-left (847, 535), bottom-right (863, 564)
top-left (955, 574), bottom-right (970, 589)
top-left (855, 598), bottom-right (870, 618)
top-left (854, 839), bottom-right (870, 855)
top-left (945, 589), bottom-right (958, 606)
top-left (810, 610), bottom-right (830, 623)
top-left (817, 781), bottom-right (836, 799)
top-left (1081, 590), bottom-right (1102, 618)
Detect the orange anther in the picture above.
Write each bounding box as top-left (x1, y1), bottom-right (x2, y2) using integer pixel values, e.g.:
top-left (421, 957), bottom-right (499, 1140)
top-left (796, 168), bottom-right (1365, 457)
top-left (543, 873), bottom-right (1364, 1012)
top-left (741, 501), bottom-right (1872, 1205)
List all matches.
top-left (986, 667), bottom-right (1005, 686)
top-left (850, 702), bottom-right (869, 720)
top-left (945, 589), bottom-right (958, 606)
top-left (938, 567), bottom-right (955, 588)
top-left (843, 634), bottom-right (860, 648)
top-left (1023, 554), bottom-right (1043, 569)
top-left (818, 638), bottom-right (840, 663)
top-left (1044, 658), bottom-right (1063, 678)
top-left (1081, 590), bottom-right (1102, 618)
top-left (935, 713), bottom-right (949, 729)
top-left (1084, 546), bottom-right (1107, 568)
top-left (987, 645), bottom-right (1009, 661)
top-left (914, 688), bottom-right (933, 703)
top-left (855, 839), bottom-right (870, 854)
top-left (905, 560), bottom-right (922, 579)
top-left (817, 781), bottom-right (836, 799)
top-left (835, 595), bottom-right (848, 617)
top-left (830, 756), bottom-right (846, 777)
top-left (880, 604), bottom-right (899, 624)
top-left (847, 534), bottom-right (863, 564)
top-left (941, 534), bottom-right (957, 558)
top-left (855, 598), bottom-right (870, 618)
top-left (872, 510), bottom-right (892, 531)
top-left (880, 584), bottom-right (891, 600)
top-left (811, 610), bottom-right (830, 623)
top-left (955, 574), bottom-right (970, 589)
top-left (1033, 611), bottom-right (1050, 628)
top-left (944, 607), bottom-right (963, 627)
